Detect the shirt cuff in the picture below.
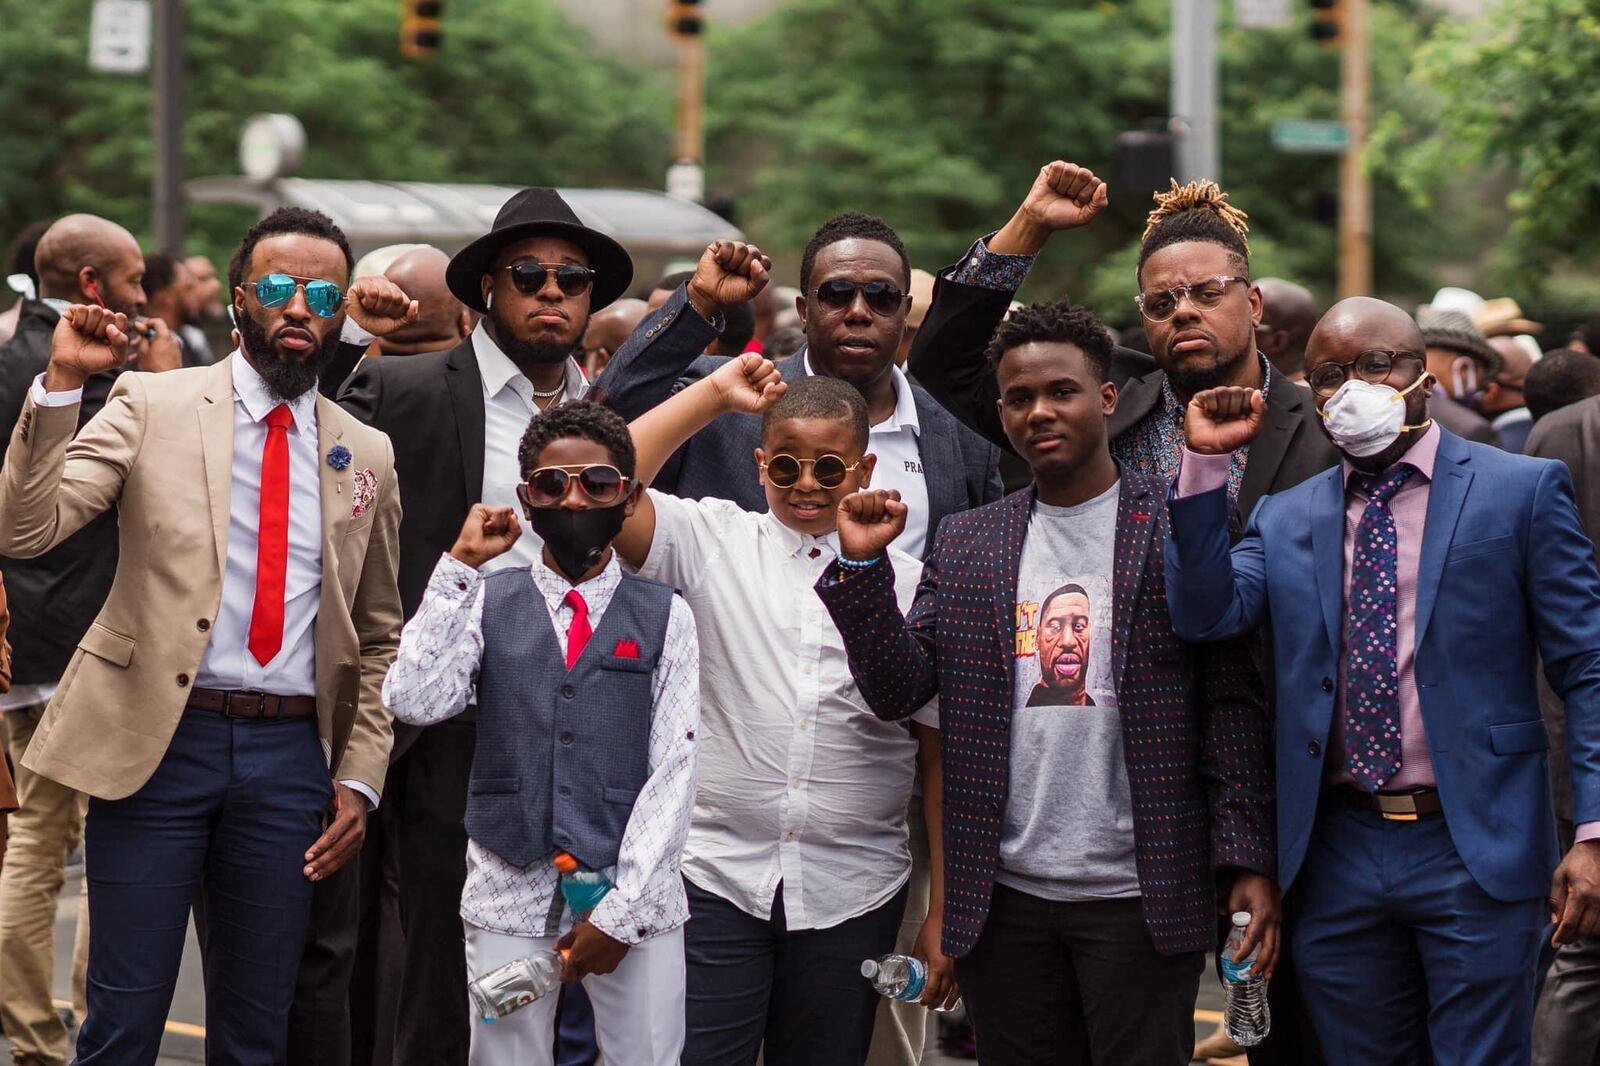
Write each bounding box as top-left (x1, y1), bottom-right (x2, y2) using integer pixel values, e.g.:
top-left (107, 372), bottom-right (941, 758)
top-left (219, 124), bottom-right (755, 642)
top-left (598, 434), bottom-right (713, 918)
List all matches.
top-left (1176, 447), bottom-right (1232, 498)
top-left (340, 317), bottom-right (376, 348)
top-left (431, 552), bottom-right (484, 595)
top-left (1575, 821), bottom-right (1600, 845)
top-left (340, 779), bottom-right (380, 810)
top-left (30, 373), bottom-right (82, 407)
top-left (944, 232), bottom-right (1036, 291)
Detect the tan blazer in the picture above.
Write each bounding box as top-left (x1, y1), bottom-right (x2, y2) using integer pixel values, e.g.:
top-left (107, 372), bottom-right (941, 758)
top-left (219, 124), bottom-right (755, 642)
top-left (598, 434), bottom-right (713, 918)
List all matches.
top-left (0, 356), bottom-right (401, 800)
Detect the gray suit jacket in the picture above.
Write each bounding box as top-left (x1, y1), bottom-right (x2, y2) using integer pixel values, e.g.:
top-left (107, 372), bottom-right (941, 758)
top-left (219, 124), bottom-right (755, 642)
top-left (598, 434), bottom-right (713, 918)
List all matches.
top-left (598, 287), bottom-right (1002, 556)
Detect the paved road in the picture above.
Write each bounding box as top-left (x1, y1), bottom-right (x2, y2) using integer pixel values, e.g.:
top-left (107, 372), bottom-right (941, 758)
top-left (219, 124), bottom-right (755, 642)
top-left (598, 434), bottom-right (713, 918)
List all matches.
top-left (9, 867), bottom-right (1233, 1064)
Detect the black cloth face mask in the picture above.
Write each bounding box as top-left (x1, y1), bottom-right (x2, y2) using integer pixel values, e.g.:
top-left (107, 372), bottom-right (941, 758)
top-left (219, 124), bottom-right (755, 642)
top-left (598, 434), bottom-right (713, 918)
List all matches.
top-left (525, 503), bottom-right (628, 582)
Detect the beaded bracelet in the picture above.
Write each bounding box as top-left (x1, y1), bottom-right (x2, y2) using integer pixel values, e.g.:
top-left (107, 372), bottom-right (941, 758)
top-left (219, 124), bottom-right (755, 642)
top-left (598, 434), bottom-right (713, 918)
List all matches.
top-left (835, 554), bottom-right (884, 571)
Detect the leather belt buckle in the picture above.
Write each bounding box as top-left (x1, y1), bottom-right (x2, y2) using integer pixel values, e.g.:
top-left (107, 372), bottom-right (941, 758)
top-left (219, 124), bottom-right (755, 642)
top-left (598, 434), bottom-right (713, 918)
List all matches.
top-left (1376, 792), bottom-right (1423, 821)
top-left (222, 690), bottom-right (269, 719)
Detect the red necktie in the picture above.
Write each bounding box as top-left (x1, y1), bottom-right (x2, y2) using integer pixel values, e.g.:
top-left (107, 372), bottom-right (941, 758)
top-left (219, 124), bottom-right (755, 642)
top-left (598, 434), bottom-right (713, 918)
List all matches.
top-left (248, 404), bottom-right (293, 666)
top-left (564, 589), bottom-right (591, 670)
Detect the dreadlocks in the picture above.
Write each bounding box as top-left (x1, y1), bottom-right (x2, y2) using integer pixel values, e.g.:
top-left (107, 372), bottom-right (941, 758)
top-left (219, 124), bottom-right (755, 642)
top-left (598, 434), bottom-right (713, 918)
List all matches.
top-left (1138, 180), bottom-right (1251, 279)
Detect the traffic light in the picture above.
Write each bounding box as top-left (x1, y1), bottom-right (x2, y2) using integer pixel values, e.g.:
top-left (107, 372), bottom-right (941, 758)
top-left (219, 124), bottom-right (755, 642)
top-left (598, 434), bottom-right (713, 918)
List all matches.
top-left (666, 0), bottom-right (703, 38)
top-left (1309, 0), bottom-right (1342, 48)
top-left (401, 0), bottom-right (442, 59)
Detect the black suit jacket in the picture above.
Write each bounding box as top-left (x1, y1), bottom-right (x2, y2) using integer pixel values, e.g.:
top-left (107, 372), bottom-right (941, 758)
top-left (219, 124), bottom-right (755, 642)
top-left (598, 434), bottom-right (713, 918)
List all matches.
top-left (0, 301), bottom-right (123, 684)
top-left (599, 287), bottom-right (1003, 556)
top-left (908, 274), bottom-right (1340, 519)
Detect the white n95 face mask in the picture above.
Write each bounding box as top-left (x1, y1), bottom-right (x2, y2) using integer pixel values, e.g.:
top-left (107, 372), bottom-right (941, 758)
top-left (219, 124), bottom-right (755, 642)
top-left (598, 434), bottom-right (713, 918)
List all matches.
top-left (1319, 373), bottom-right (1432, 458)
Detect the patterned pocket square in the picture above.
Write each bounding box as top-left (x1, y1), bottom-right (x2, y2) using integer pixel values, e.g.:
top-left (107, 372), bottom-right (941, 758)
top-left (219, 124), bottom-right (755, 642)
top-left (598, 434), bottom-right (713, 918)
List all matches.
top-left (613, 639), bottom-right (640, 659)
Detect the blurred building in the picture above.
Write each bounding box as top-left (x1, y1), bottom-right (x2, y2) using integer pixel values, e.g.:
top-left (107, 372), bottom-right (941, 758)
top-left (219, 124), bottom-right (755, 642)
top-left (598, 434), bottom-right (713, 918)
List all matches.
top-left (552, 0), bottom-right (777, 65)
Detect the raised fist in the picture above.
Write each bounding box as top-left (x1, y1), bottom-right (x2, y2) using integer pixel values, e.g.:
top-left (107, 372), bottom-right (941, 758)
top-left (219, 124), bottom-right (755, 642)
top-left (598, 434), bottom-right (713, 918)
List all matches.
top-left (836, 489), bottom-right (907, 563)
top-left (47, 305), bottom-right (131, 392)
top-left (1183, 387), bottom-right (1266, 456)
top-left (347, 275), bottom-right (419, 338)
top-left (1020, 161), bottom-right (1109, 233)
top-left (687, 240), bottom-right (773, 320)
top-left (449, 505), bottom-right (523, 569)
top-left (709, 353), bottom-right (787, 415)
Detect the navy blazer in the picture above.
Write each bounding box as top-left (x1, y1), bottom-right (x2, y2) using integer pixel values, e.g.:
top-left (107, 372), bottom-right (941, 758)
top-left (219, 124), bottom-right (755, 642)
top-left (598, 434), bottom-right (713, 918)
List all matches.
top-left (817, 476), bottom-right (1275, 958)
top-left (1165, 429), bottom-right (1600, 901)
top-left (598, 287), bottom-right (1002, 556)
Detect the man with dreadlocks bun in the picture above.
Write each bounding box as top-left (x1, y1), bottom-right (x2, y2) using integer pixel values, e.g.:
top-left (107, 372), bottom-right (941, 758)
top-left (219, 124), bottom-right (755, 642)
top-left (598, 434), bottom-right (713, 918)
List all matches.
top-left (906, 161), bottom-right (1337, 1064)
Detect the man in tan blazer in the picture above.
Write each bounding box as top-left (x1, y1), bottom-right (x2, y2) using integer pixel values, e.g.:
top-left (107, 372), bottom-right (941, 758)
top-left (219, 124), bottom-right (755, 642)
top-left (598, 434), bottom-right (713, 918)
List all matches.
top-left (0, 207), bottom-right (415, 1065)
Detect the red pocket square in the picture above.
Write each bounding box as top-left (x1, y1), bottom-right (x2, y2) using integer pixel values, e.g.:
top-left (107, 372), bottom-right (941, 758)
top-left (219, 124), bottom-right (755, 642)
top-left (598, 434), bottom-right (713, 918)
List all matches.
top-left (613, 639), bottom-right (640, 659)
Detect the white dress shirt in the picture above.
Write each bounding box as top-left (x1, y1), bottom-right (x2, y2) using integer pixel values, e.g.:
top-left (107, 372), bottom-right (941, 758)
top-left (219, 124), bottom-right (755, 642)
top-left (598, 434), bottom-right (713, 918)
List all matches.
top-left (804, 355), bottom-right (928, 559)
top-left (473, 324), bottom-right (589, 574)
top-left (383, 553), bottom-right (700, 944)
top-left (637, 491), bottom-right (937, 930)
top-left (32, 353), bottom-right (377, 806)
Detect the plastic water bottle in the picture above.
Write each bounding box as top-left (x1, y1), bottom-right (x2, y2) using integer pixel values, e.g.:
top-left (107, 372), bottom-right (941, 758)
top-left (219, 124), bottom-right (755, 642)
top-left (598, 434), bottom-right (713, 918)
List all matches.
top-left (467, 950), bottom-right (565, 1023)
top-left (554, 851), bottom-right (612, 918)
top-left (1221, 911), bottom-right (1271, 1046)
top-left (862, 953), bottom-right (927, 1003)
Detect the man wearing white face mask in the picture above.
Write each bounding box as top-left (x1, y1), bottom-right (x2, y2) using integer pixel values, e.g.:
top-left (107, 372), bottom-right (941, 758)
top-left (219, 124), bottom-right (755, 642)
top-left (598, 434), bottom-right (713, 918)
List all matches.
top-left (1162, 296), bottom-right (1600, 1066)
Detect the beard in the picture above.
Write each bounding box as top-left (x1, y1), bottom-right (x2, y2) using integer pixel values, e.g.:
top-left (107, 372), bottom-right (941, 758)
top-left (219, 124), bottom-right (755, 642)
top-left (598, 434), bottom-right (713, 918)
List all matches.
top-left (237, 312), bottom-right (343, 403)
top-left (490, 302), bottom-right (578, 367)
top-left (1165, 344), bottom-right (1256, 396)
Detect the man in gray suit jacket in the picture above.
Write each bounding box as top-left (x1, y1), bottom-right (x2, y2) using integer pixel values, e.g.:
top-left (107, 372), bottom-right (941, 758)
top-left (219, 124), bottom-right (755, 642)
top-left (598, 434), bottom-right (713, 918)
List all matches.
top-left (599, 213), bottom-right (1001, 562)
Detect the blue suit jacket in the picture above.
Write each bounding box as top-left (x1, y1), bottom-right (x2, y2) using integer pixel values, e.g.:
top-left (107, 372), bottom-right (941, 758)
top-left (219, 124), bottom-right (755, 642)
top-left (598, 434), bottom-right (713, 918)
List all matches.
top-left (1165, 429), bottom-right (1600, 901)
top-left (597, 287), bottom-right (1002, 557)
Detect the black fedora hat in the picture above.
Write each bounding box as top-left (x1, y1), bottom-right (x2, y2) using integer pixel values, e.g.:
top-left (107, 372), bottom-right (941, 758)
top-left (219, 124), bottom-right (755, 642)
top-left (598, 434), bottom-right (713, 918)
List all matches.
top-left (446, 188), bottom-right (634, 314)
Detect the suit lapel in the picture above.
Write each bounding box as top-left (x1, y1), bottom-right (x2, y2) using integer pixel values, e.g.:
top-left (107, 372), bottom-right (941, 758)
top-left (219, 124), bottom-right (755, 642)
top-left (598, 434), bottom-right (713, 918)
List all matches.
top-left (1107, 372), bottom-right (1163, 439)
top-left (1416, 434), bottom-right (1473, 642)
top-left (1309, 467), bottom-right (1347, 655)
top-left (445, 341), bottom-right (486, 504)
top-left (993, 489), bottom-right (1033, 694)
top-left (912, 391), bottom-right (962, 555)
top-left (197, 358), bottom-right (237, 581)
top-left (1239, 383), bottom-right (1304, 513)
top-left (1111, 478), bottom-right (1158, 692)
top-left (316, 396), bottom-right (351, 588)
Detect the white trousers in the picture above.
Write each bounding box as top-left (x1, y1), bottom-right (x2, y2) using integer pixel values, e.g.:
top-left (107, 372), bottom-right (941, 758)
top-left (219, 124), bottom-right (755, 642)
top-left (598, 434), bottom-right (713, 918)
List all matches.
top-left (463, 920), bottom-right (686, 1066)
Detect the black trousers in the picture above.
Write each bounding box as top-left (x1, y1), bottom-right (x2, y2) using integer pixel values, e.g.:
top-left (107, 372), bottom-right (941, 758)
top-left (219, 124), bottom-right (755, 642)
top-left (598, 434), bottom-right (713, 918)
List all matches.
top-left (955, 885), bottom-right (1204, 1066)
top-left (682, 877), bottom-right (909, 1066)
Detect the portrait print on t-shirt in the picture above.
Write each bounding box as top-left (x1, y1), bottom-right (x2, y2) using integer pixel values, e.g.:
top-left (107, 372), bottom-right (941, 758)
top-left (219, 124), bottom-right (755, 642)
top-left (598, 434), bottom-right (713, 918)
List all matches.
top-left (1015, 574), bottom-right (1114, 709)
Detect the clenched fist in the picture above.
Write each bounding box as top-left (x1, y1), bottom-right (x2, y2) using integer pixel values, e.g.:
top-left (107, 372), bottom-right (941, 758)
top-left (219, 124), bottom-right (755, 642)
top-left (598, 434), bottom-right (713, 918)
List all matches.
top-left (1183, 387), bottom-right (1266, 456)
top-left (347, 275), bottom-right (419, 338)
top-left (47, 305), bottom-right (131, 392)
top-left (687, 240), bottom-right (773, 321)
top-left (1020, 160), bottom-right (1110, 233)
top-left (836, 490), bottom-right (907, 562)
top-left (709, 353), bottom-right (787, 415)
top-left (450, 505), bottom-right (523, 569)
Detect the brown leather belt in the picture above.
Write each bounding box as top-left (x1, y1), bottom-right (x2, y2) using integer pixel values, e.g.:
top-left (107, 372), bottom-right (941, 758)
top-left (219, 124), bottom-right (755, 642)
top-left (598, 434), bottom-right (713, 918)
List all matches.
top-left (1336, 785), bottom-right (1442, 822)
top-left (187, 687), bottom-right (316, 720)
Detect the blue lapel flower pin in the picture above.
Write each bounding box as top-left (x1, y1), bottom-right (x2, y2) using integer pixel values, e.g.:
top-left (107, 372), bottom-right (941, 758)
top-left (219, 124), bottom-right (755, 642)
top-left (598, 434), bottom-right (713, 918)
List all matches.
top-left (327, 444), bottom-right (352, 471)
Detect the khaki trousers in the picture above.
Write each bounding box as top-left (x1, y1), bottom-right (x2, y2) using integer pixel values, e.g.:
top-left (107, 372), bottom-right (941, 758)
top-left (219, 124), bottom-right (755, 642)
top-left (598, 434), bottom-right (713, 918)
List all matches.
top-left (0, 706), bottom-right (89, 1066)
top-left (865, 803), bottom-right (931, 1066)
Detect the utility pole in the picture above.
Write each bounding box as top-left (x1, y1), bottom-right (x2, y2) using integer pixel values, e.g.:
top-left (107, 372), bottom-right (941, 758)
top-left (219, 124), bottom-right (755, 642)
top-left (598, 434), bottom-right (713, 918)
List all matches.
top-left (1337, 0), bottom-right (1371, 296)
top-left (152, 0), bottom-right (184, 253)
top-left (665, 1), bottom-right (706, 202)
top-left (1171, 0), bottom-right (1219, 183)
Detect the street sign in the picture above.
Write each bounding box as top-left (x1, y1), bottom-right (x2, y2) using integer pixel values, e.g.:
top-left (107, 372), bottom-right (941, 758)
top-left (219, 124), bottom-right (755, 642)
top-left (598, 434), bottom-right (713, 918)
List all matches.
top-left (1236, 0), bottom-right (1292, 29)
top-left (88, 0), bottom-right (152, 74)
top-left (1272, 119), bottom-right (1350, 153)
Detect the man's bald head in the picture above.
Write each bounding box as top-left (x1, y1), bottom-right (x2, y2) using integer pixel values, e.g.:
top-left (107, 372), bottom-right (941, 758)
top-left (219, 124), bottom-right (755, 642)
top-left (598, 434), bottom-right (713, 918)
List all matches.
top-left (376, 246), bottom-right (471, 357)
top-left (1255, 278), bottom-right (1319, 380)
top-left (34, 214), bottom-right (146, 314)
top-left (1307, 298), bottom-right (1432, 470)
top-left (581, 298), bottom-right (648, 378)
top-left (1308, 297), bottom-right (1425, 367)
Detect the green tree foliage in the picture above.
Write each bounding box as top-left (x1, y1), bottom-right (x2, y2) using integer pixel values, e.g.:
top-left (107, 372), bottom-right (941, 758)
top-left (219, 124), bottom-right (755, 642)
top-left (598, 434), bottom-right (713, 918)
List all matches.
top-left (0, 0), bottom-right (671, 267)
top-left (1374, 0), bottom-right (1600, 290)
top-left (707, 0), bottom-right (1449, 323)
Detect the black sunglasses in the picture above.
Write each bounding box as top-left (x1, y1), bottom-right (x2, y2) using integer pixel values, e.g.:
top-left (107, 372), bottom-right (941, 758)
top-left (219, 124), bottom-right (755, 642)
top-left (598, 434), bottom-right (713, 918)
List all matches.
top-left (518, 465), bottom-right (633, 508)
top-left (761, 453), bottom-right (862, 489)
top-left (814, 280), bottom-right (906, 317)
top-left (503, 262), bottom-right (597, 298)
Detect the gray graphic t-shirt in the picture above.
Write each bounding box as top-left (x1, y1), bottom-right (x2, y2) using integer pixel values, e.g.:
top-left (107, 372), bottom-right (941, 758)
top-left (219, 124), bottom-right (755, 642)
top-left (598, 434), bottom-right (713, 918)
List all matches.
top-left (996, 482), bottom-right (1141, 902)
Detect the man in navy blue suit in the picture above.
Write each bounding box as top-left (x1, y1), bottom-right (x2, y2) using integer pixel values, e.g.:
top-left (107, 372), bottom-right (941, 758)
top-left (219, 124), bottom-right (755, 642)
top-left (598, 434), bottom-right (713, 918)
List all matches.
top-left (1165, 296), bottom-right (1600, 1065)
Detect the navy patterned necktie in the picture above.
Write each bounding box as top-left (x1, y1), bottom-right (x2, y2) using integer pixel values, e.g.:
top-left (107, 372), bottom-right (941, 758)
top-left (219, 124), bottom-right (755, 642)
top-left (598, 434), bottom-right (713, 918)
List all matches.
top-left (1344, 467), bottom-right (1415, 791)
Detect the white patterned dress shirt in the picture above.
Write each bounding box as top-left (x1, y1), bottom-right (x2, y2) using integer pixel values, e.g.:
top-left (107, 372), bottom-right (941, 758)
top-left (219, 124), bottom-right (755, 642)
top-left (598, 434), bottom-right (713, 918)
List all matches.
top-left (637, 491), bottom-right (937, 930)
top-left (383, 552), bottom-right (700, 943)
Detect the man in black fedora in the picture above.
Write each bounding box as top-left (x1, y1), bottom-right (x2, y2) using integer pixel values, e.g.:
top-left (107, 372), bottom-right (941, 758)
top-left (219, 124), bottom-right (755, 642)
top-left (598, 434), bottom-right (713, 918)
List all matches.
top-left (293, 188), bottom-right (769, 1065)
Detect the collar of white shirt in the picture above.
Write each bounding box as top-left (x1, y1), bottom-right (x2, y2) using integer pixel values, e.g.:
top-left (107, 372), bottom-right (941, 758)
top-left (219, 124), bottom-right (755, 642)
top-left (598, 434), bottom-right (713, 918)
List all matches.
top-left (527, 551), bottom-right (623, 614)
top-left (803, 352), bottom-right (920, 436)
top-left (471, 322), bottom-right (587, 404)
top-left (759, 510), bottom-right (840, 560)
top-left (229, 350), bottom-right (319, 439)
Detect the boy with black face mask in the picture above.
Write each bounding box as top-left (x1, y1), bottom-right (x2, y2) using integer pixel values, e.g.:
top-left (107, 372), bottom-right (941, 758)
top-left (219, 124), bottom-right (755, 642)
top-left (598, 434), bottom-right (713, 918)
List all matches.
top-left (383, 400), bottom-right (701, 1066)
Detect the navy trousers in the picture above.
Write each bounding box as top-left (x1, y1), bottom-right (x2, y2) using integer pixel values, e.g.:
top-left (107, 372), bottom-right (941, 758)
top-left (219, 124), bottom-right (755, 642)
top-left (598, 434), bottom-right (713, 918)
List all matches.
top-left (1291, 798), bottom-right (1545, 1066)
top-left (75, 709), bottom-right (332, 1066)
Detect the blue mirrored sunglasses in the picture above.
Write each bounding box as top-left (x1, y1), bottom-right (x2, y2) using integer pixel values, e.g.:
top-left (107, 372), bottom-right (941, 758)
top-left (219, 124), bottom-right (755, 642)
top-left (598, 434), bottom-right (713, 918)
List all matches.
top-left (253, 273), bottom-right (345, 318)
